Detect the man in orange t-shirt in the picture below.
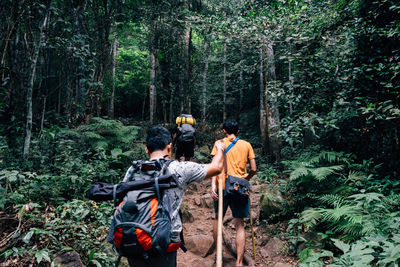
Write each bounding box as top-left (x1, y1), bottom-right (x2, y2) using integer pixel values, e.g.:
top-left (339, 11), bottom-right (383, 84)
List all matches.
top-left (210, 119), bottom-right (257, 267)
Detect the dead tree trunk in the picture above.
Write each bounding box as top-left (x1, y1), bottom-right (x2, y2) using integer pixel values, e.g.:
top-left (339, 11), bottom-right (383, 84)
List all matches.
top-left (23, 2), bottom-right (51, 161)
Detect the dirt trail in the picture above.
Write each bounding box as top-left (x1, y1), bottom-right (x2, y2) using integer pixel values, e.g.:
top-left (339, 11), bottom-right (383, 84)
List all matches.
top-left (176, 179), bottom-right (297, 267)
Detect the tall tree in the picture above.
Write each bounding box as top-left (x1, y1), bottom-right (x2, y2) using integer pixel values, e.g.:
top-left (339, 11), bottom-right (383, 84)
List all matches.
top-left (108, 36), bottom-right (117, 118)
top-left (264, 41), bottom-right (280, 160)
top-left (23, 1), bottom-right (52, 160)
top-left (201, 36), bottom-right (211, 122)
top-left (259, 44), bottom-right (270, 155)
top-left (222, 40), bottom-right (227, 121)
top-left (182, 0), bottom-right (192, 113)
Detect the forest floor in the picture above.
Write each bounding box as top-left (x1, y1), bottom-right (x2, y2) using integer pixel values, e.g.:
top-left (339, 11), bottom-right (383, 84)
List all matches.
top-left (176, 178), bottom-right (297, 267)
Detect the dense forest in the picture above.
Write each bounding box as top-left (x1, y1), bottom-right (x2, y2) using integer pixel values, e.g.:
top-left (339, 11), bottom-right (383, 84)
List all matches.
top-left (0, 0), bottom-right (399, 266)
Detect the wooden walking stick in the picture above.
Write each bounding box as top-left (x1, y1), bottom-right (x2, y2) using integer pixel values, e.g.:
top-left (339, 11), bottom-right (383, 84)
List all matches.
top-left (249, 198), bottom-right (256, 262)
top-left (217, 174), bottom-right (223, 267)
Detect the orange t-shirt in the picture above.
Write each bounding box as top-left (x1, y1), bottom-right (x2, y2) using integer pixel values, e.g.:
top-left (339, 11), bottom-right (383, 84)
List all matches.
top-left (211, 137), bottom-right (255, 189)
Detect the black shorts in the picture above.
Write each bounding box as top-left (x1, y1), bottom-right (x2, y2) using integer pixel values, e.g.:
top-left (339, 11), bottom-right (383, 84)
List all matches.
top-left (213, 193), bottom-right (250, 218)
top-left (175, 141), bottom-right (194, 159)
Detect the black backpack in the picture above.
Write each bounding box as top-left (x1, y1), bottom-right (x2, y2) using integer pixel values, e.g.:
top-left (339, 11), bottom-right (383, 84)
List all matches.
top-left (177, 123), bottom-right (195, 143)
top-left (107, 159), bottom-right (185, 266)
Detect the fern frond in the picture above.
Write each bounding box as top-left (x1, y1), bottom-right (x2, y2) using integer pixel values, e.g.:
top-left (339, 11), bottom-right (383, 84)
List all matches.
top-left (384, 194), bottom-right (400, 207)
top-left (300, 208), bottom-right (324, 227)
top-left (349, 192), bottom-right (385, 205)
top-left (58, 129), bottom-right (82, 139)
top-left (81, 132), bottom-right (103, 140)
top-left (118, 126), bottom-right (140, 144)
top-left (310, 165), bottom-right (344, 181)
top-left (346, 171), bottom-right (368, 182)
top-left (289, 166), bottom-right (310, 180)
top-left (320, 204), bottom-right (362, 223)
top-left (318, 194), bottom-right (349, 207)
top-left (77, 117), bottom-right (124, 136)
top-left (333, 221), bottom-right (364, 239)
top-left (309, 151), bottom-right (343, 164)
top-left (331, 184), bottom-right (355, 195)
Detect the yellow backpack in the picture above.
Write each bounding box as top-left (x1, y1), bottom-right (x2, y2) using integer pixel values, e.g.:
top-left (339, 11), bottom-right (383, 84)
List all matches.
top-left (176, 114), bottom-right (196, 126)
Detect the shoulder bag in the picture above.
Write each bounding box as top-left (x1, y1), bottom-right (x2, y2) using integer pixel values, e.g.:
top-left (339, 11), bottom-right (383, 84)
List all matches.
top-left (223, 137), bottom-right (250, 200)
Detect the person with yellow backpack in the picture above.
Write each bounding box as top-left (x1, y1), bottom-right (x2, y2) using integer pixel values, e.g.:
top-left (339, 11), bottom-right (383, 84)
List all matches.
top-left (173, 114), bottom-right (196, 161)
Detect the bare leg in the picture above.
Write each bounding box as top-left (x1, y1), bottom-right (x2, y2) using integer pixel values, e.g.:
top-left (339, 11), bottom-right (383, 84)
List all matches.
top-left (234, 218), bottom-right (245, 266)
top-left (213, 217), bottom-right (218, 251)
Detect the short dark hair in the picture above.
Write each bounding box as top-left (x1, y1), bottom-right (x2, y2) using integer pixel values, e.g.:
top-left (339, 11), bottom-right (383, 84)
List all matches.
top-left (146, 126), bottom-right (172, 153)
top-left (223, 119), bottom-right (239, 135)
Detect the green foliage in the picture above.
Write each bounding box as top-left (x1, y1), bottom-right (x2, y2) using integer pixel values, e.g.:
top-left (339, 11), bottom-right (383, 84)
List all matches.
top-left (256, 162), bottom-right (280, 183)
top-left (0, 119), bottom-right (145, 265)
top-left (77, 117), bottom-right (141, 152)
top-left (281, 148), bottom-right (355, 213)
top-left (298, 248), bottom-right (333, 266)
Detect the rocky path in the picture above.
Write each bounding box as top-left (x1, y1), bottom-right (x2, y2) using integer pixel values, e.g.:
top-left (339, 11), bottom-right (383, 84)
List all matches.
top-left (176, 179), bottom-right (297, 267)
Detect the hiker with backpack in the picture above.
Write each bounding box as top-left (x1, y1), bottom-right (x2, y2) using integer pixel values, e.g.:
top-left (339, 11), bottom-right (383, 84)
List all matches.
top-left (173, 114), bottom-right (196, 161)
top-left (109, 126), bottom-right (225, 267)
top-left (210, 119), bottom-right (257, 267)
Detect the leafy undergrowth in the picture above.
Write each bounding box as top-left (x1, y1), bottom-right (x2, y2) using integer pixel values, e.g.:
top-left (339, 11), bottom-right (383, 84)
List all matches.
top-left (0, 118), bottom-right (145, 266)
top-left (258, 146), bottom-right (400, 266)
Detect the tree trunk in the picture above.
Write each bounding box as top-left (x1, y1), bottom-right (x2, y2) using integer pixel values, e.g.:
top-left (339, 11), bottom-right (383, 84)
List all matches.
top-left (40, 95), bottom-right (47, 135)
top-left (72, 1), bottom-right (87, 121)
top-left (109, 36), bottom-right (117, 118)
top-left (264, 41), bottom-right (281, 161)
top-left (259, 45), bottom-right (270, 156)
top-left (162, 101), bottom-right (167, 124)
top-left (142, 90), bottom-right (147, 120)
top-left (149, 49), bottom-right (156, 124)
top-left (154, 50), bottom-right (167, 124)
top-left (169, 81), bottom-right (175, 123)
top-left (183, 0), bottom-right (192, 113)
top-left (239, 48), bottom-right (244, 120)
top-left (288, 47), bottom-right (293, 116)
top-left (23, 3), bottom-right (51, 161)
top-left (201, 37), bottom-right (211, 122)
top-left (223, 41), bottom-right (227, 121)
top-left (179, 74), bottom-right (184, 113)
top-left (88, 0), bottom-right (113, 119)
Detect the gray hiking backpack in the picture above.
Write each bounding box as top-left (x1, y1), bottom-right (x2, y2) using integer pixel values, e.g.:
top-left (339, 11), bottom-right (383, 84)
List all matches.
top-left (176, 114), bottom-right (196, 143)
top-left (108, 159), bottom-right (185, 266)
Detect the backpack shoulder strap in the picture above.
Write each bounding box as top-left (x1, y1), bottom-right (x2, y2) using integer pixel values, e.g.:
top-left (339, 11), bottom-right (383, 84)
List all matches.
top-left (160, 159), bottom-right (174, 174)
top-left (223, 137), bottom-right (240, 177)
top-left (224, 137), bottom-right (240, 156)
top-left (154, 158), bottom-right (174, 201)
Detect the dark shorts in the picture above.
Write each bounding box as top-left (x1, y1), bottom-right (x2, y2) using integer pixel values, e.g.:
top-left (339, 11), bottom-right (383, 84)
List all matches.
top-left (175, 141), bottom-right (194, 159)
top-left (128, 252), bottom-right (177, 267)
top-left (213, 193), bottom-right (250, 218)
